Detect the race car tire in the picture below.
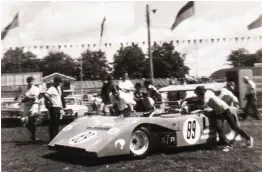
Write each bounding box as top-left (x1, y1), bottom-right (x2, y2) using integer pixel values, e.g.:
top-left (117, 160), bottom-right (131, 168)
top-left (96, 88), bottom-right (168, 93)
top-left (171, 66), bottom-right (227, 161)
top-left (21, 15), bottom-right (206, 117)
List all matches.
top-left (129, 127), bottom-right (151, 157)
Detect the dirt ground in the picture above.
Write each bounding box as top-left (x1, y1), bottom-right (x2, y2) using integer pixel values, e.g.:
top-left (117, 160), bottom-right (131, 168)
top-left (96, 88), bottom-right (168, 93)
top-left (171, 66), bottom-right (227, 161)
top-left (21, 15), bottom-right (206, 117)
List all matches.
top-left (1, 119), bottom-right (262, 172)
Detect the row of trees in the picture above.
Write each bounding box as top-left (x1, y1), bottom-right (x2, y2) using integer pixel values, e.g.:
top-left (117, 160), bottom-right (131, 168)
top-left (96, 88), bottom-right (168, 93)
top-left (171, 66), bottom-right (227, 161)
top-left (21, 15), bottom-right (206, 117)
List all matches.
top-left (1, 42), bottom-right (262, 80)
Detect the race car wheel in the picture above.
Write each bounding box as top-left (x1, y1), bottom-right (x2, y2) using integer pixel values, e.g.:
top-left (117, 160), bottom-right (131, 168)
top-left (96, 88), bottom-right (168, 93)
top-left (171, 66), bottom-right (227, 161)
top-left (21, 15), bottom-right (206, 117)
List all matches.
top-left (129, 127), bottom-right (150, 157)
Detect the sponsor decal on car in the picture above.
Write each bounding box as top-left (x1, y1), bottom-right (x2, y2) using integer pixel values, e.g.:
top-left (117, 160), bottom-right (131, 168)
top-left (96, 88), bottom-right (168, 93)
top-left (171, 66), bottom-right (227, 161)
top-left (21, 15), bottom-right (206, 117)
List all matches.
top-left (160, 133), bottom-right (177, 145)
top-left (108, 127), bottom-right (120, 134)
top-left (182, 118), bottom-right (201, 144)
top-left (69, 131), bottom-right (97, 145)
top-left (115, 139), bottom-right (125, 149)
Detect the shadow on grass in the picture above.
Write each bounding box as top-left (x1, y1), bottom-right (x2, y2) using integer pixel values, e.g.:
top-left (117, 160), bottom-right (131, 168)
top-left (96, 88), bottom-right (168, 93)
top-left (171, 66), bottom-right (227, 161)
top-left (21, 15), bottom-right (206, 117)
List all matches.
top-left (42, 152), bottom-right (138, 167)
top-left (2, 140), bottom-right (49, 146)
top-left (42, 144), bottom-right (218, 167)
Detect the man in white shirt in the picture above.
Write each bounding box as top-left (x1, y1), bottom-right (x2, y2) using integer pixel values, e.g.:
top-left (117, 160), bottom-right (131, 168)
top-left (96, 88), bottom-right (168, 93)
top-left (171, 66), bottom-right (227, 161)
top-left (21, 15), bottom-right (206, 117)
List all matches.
top-left (45, 76), bottom-right (66, 140)
top-left (118, 73), bottom-right (135, 101)
top-left (218, 82), bottom-right (239, 107)
top-left (22, 76), bottom-right (40, 143)
top-left (243, 76), bottom-right (261, 120)
top-left (194, 86), bottom-right (253, 152)
top-left (110, 85), bottom-right (136, 117)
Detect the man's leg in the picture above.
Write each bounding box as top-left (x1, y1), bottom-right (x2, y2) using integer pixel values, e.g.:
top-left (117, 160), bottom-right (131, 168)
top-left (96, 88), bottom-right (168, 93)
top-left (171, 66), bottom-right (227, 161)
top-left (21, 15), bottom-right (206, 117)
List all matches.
top-left (250, 96), bottom-right (262, 120)
top-left (216, 116), bottom-right (232, 146)
top-left (244, 95), bottom-right (252, 120)
top-left (53, 108), bottom-right (61, 137)
top-left (48, 108), bottom-right (55, 141)
top-left (224, 109), bottom-right (251, 141)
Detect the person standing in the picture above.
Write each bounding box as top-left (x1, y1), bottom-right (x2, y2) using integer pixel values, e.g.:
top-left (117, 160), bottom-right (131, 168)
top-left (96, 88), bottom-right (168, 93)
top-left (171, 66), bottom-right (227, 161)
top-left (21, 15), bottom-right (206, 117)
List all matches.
top-left (118, 72), bottom-right (135, 100)
top-left (243, 76), bottom-right (261, 120)
top-left (45, 77), bottom-right (66, 141)
top-left (194, 86), bottom-right (254, 152)
top-left (21, 76), bottom-right (40, 143)
top-left (100, 76), bottom-right (113, 115)
top-left (144, 80), bottom-right (161, 102)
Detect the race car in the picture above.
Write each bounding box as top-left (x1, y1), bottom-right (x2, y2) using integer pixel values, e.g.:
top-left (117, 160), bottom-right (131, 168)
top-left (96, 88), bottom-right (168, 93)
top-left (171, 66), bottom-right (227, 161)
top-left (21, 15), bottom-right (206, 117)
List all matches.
top-left (48, 105), bottom-right (239, 158)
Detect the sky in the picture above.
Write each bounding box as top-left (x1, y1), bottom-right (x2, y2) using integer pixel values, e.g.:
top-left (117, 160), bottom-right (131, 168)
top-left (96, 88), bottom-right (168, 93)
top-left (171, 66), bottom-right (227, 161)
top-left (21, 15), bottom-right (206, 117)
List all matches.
top-left (1, 1), bottom-right (262, 77)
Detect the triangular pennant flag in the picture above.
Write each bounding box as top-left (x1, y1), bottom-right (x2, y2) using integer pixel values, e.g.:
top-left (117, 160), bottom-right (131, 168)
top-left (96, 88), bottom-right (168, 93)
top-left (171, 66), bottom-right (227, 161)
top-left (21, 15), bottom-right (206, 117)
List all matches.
top-left (260, 36), bottom-right (262, 40)
top-left (1, 12), bottom-right (19, 40)
top-left (188, 40), bottom-right (191, 44)
top-left (82, 44), bottom-right (85, 48)
top-left (171, 1), bottom-right (194, 31)
top-left (248, 14), bottom-right (262, 30)
top-left (193, 39), bottom-right (197, 44)
top-left (40, 46), bottom-right (43, 49)
top-left (93, 44), bottom-right (96, 47)
top-left (199, 39), bottom-right (203, 43)
top-left (105, 43), bottom-right (107, 47)
top-left (176, 40), bottom-right (179, 44)
top-left (217, 38), bottom-right (220, 42)
top-left (70, 45), bottom-right (73, 48)
top-left (46, 46), bottom-right (49, 49)
top-left (64, 45), bottom-right (67, 48)
top-left (235, 37), bottom-right (238, 42)
top-left (211, 39), bottom-right (214, 43)
top-left (34, 46), bottom-right (37, 49)
top-left (223, 38), bottom-right (226, 42)
top-left (120, 43), bottom-right (123, 47)
top-left (109, 43), bottom-right (112, 47)
top-left (143, 42), bottom-right (145, 45)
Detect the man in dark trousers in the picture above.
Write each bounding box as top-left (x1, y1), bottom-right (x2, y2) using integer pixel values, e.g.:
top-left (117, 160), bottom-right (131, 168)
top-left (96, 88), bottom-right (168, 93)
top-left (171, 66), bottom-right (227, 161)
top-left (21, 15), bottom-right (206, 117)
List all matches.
top-left (243, 76), bottom-right (261, 120)
top-left (45, 77), bottom-right (66, 141)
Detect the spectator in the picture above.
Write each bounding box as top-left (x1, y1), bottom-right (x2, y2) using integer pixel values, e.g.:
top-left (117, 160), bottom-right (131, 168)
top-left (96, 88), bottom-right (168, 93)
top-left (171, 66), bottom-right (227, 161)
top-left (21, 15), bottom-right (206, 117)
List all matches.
top-left (242, 76), bottom-right (261, 120)
top-left (21, 76), bottom-right (40, 143)
top-left (100, 76), bottom-right (113, 115)
top-left (118, 72), bottom-right (135, 100)
top-left (142, 92), bottom-right (155, 111)
top-left (134, 82), bottom-right (144, 111)
top-left (110, 85), bottom-right (136, 117)
top-left (144, 80), bottom-right (161, 102)
top-left (45, 76), bottom-right (66, 141)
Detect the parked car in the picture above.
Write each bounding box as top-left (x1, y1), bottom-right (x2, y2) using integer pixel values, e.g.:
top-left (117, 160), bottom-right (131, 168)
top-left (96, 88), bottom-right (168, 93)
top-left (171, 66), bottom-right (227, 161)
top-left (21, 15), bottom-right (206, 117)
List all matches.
top-left (64, 97), bottom-right (88, 119)
top-left (1, 100), bottom-right (49, 126)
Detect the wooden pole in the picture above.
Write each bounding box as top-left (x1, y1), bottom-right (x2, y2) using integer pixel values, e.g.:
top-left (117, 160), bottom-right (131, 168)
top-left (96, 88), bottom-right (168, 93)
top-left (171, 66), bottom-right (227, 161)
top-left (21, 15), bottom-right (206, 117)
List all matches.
top-left (146, 4), bottom-right (154, 80)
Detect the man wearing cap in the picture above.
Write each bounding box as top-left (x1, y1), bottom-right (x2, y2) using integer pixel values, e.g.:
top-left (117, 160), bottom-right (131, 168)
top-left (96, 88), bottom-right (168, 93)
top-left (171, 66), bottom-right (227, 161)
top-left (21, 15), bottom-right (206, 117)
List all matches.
top-left (243, 76), bottom-right (261, 120)
top-left (194, 86), bottom-right (253, 152)
top-left (45, 76), bottom-right (66, 140)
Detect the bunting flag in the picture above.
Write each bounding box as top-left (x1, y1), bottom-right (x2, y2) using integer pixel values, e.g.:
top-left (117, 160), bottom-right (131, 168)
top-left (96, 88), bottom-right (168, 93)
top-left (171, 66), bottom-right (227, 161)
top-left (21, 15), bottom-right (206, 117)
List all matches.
top-left (171, 1), bottom-right (194, 31)
top-left (248, 14), bottom-right (262, 30)
top-left (1, 12), bottom-right (19, 40)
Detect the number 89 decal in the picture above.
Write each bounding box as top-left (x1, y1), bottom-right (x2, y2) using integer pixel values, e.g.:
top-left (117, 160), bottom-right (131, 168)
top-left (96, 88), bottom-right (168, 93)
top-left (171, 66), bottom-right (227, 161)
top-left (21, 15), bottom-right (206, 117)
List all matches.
top-left (183, 118), bottom-right (201, 144)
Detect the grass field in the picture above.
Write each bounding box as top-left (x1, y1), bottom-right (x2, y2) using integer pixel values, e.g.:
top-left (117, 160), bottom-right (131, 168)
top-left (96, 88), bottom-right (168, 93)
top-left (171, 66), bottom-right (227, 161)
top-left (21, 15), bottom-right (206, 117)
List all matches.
top-left (2, 119), bottom-right (262, 172)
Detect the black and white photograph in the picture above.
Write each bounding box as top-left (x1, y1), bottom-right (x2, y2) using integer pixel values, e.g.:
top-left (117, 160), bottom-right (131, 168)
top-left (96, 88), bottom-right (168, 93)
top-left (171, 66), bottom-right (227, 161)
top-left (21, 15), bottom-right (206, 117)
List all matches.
top-left (1, 1), bottom-right (262, 172)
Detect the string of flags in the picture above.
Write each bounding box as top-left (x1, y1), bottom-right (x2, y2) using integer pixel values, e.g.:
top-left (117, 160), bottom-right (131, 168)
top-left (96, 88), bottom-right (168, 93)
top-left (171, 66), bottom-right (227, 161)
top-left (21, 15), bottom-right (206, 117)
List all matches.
top-left (4, 35), bottom-right (262, 50)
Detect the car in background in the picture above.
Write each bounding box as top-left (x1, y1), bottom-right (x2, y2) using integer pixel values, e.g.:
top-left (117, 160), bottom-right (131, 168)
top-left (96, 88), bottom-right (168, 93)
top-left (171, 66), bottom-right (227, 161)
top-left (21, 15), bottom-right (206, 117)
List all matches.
top-left (63, 97), bottom-right (88, 119)
top-left (1, 100), bottom-right (49, 126)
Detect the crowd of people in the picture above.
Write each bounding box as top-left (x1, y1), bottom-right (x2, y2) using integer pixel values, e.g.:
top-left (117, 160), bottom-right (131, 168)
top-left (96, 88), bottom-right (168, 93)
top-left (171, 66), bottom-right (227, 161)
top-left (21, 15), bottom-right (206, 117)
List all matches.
top-left (18, 73), bottom-right (261, 151)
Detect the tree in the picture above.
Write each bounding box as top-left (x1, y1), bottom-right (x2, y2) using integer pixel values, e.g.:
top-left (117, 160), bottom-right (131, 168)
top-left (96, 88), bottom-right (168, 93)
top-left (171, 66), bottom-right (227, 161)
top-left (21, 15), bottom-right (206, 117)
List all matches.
top-left (227, 48), bottom-right (261, 67)
top-left (40, 51), bottom-right (77, 77)
top-left (80, 50), bottom-right (110, 80)
top-left (150, 42), bottom-right (190, 78)
top-left (113, 44), bottom-right (148, 79)
top-left (1, 48), bottom-right (41, 73)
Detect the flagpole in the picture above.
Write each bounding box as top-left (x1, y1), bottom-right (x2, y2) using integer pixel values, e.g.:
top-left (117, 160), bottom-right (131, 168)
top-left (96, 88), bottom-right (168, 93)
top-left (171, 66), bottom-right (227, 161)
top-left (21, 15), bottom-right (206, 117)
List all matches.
top-left (146, 4), bottom-right (154, 80)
